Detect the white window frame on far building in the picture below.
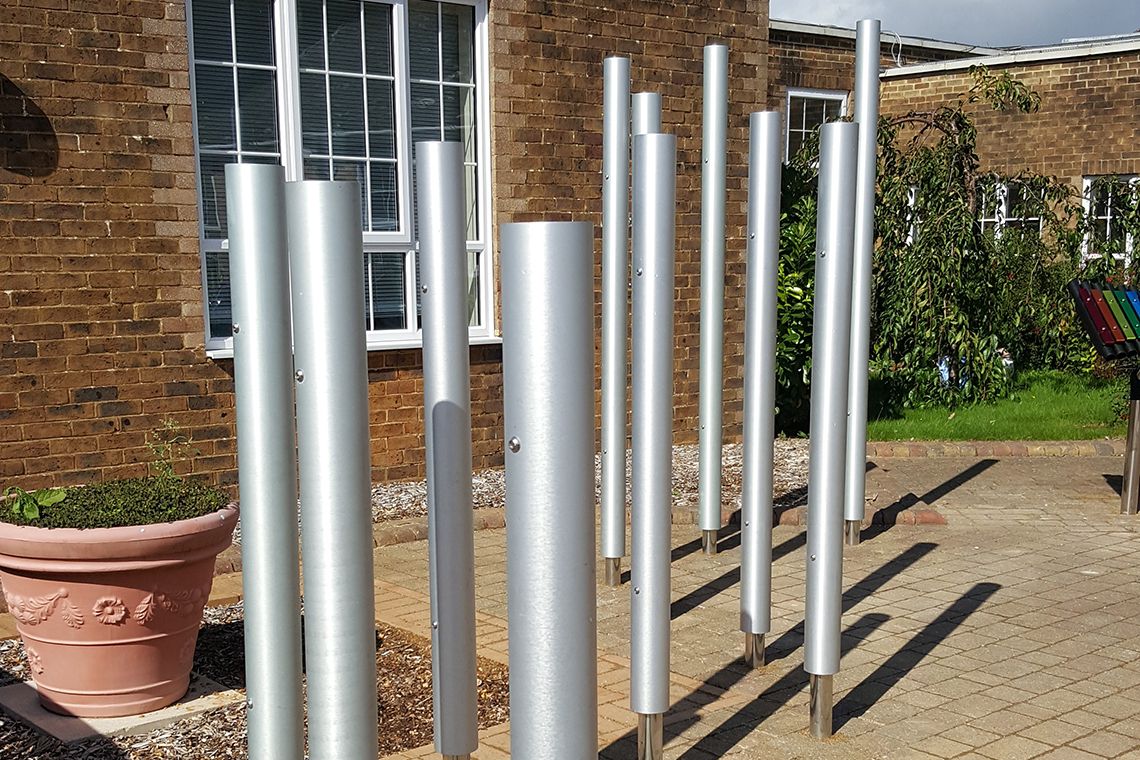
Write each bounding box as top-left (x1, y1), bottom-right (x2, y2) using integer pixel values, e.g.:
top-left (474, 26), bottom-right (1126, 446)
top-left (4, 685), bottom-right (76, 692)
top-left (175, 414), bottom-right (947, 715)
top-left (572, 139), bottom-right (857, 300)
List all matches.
top-left (1083, 175), bottom-right (1137, 266)
top-left (784, 87), bottom-right (848, 161)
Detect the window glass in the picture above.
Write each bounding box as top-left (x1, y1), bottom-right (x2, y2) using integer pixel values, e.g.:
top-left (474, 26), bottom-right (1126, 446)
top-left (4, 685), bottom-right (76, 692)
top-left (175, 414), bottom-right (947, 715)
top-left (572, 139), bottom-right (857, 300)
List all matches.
top-left (786, 91), bottom-right (844, 161)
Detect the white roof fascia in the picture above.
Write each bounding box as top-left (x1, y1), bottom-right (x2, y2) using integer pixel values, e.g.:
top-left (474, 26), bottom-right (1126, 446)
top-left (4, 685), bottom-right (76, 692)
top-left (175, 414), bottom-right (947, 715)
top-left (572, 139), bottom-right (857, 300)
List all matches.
top-left (881, 38), bottom-right (1140, 78)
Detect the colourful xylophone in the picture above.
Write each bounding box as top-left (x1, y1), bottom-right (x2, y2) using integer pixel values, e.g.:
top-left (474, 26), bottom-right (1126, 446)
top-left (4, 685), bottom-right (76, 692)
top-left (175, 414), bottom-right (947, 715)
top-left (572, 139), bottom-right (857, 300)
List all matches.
top-left (1068, 279), bottom-right (1140, 360)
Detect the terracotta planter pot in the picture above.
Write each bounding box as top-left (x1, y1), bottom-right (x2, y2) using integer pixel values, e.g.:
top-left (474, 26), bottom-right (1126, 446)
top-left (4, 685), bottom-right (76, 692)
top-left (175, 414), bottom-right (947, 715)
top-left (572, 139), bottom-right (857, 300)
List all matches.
top-left (0, 504), bottom-right (239, 718)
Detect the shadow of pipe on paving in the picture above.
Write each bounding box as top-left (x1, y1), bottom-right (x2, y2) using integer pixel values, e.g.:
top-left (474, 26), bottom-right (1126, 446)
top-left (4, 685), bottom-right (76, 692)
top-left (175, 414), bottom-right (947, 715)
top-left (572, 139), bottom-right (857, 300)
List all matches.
top-left (833, 581), bottom-right (1002, 730)
top-left (1103, 473), bottom-right (1122, 497)
top-left (860, 459), bottom-right (998, 542)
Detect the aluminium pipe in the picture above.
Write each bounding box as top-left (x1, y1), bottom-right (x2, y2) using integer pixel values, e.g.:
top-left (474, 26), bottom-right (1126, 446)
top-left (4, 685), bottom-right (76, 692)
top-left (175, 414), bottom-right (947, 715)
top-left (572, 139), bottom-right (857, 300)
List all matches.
top-left (225, 163), bottom-right (304, 760)
top-left (739, 112), bottom-right (782, 669)
top-left (1123, 368), bottom-right (1140, 515)
top-left (632, 92), bottom-right (662, 136)
top-left (630, 132), bottom-right (676, 760)
top-left (804, 122), bottom-right (859, 740)
top-left (602, 57), bottom-right (632, 587)
top-left (286, 180), bottom-right (378, 760)
top-left (844, 18), bottom-right (882, 546)
top-left (698, 43), bottom-right (729, 555)
top-left (501, 221), bottom-right (598, 760)
top-left (416, 141), bottom-right (478, 758)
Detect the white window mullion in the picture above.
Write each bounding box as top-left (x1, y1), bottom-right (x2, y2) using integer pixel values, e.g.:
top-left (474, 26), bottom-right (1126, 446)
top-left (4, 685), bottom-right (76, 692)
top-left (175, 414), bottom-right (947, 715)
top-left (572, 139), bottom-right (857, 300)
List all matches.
top-left (276, 0), bottom-right (304, 181)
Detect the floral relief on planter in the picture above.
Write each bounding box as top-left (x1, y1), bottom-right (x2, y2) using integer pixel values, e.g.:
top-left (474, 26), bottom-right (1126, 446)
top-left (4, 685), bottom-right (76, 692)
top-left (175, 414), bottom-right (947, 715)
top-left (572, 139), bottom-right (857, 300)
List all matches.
top-left (3, 589), bottom-right (84, 628)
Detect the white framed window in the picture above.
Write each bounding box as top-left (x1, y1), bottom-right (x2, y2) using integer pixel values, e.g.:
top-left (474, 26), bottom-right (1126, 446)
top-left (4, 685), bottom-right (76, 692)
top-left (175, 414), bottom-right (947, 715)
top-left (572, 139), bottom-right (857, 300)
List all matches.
top-left (188, 0), bottom-right (494, 353)
top-left (1083, 175), bottom-right (1136, 265)
top-left (784, 87), bottom-right (847, 160)
top-left (979, 182), bottom-right (1042, 238)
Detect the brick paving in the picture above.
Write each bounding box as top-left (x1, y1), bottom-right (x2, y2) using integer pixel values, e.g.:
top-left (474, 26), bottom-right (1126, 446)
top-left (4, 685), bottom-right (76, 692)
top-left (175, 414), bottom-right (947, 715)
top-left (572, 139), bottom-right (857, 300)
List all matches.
top-left (374, 453), bottom-right (1140, 759)
top-left (3, 451), bottom-right (1139, 758)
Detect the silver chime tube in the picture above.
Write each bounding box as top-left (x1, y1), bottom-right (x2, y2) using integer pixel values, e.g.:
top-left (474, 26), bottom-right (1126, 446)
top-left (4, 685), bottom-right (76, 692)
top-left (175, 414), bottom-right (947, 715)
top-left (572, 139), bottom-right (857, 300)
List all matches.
top-left (739, 113), bottom-right (782, 669)
top-left (632, 92), bottom-right (662, 136)
top-left (501, 221), bottom-right (598, 760)
top-left (602, 56), bottom-right (632, 587)
top-left (226, 163), bottom-right (304, 760)
top-left (286, 180), bottom-right (378, 760)
top-left (630, 133), bottom-right (676, 760)
top-left (804, 122), bottom-right (859, 739)
top-left (416, 141), bottom-right (478, 758)
top-left (844, 18), bottom-right (882, 546)
top-left (698, 43), bottom-right (729, 555)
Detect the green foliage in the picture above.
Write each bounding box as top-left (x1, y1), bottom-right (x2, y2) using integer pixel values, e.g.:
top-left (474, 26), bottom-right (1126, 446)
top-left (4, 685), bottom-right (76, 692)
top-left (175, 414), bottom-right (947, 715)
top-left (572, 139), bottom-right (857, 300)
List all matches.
top-left (871, 66), bottom-right (1096, 408)
top-left (4, 486), bottom-right (66, 521)
top-left (1, 419), bottom-right (226, 529)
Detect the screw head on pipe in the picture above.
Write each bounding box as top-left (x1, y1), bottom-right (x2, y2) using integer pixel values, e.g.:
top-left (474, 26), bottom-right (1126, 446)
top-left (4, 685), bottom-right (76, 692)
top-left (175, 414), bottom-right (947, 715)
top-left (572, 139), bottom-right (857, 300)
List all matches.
top-left (507, 436), bottom-right (521, 453)
top-left (294, 370), bottom-right (304, 383)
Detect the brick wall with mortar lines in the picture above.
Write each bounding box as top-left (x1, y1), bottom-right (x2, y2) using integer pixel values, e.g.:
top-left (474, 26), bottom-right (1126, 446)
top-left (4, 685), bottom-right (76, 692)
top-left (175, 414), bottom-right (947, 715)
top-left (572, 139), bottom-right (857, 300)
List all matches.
top-left (768, 29), bottom-right (976, 114)
top-left (0, 1), bottom-right (507, 490)
top-left (488, 0), bottom-right (768, 449)
top-left (1, 0), bottom-right (767, 489)
top-left (878, 51), bottom-right (1140, 186)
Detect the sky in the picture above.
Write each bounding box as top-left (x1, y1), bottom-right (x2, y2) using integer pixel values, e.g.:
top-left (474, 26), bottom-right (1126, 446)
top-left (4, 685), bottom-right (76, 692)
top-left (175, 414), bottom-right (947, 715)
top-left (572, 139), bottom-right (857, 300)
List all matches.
top-left (769, 0), bottom-right (1140, 48)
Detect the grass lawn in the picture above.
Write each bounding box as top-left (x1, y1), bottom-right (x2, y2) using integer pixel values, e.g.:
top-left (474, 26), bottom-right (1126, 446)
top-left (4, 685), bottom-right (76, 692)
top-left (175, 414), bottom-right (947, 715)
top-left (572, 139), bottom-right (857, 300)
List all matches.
top-left (866, 371), bottom-right (1127, 441)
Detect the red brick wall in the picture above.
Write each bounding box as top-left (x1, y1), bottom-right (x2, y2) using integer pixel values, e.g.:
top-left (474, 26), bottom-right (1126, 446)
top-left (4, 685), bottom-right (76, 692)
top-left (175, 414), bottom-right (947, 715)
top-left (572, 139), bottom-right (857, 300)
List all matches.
top-left (2, 0), bottom-right (769, 489)
top-left (880, 51), bottom-right (1140, 187)
top-left (488, 0), bottom-right (769, 447)
top-left (768, 27), bottom-right (978, 113)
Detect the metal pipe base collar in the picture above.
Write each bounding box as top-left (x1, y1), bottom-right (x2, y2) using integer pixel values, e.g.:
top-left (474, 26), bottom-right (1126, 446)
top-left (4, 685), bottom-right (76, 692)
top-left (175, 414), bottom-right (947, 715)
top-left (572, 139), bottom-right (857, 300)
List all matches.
top-left (604, 557), bottom-right (622, 586)
top-left (440, 756), bottom-right (471, 760)
top-left (701, 529), bottom-right (718, 556)
top-left (636, 712), bottom-right (664, 760)
top-left (809, 674), bottom-right (833, 739)
top-left (844, 519), bottom-right (861, 546)
top-left (743, 632), bottom-right (766, 668)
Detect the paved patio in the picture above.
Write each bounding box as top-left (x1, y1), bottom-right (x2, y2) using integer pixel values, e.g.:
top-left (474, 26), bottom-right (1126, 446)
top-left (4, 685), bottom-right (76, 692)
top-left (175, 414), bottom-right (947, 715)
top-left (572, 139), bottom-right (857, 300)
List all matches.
top-left (376, 453), bottom-right (1140, 759)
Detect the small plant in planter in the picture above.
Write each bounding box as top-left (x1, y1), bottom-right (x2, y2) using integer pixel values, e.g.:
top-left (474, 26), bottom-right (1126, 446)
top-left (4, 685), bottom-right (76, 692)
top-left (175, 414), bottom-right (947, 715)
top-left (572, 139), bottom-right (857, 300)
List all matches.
top-left (0, 420), bottom-right (238, 718)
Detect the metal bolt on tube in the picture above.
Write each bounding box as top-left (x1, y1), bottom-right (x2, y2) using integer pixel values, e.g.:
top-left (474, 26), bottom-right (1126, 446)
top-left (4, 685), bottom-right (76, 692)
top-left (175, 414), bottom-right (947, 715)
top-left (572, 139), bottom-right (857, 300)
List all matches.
top-left (226, 163), bottom-right (304, 760)
top-left (844, 18), bottom-right (882, 547)
top-left (804, 122), bottom-right (859, 740)
top-left (630, 132), bottom-right (676, 760)
top-left (501, 221), bottom-right (598, 760)
top-left (740, 112), bottom-right (782, 670)
top-left (632, 92), bottom-right (662, 136)
top-left (286, 180), bottom-right (378, 760)
top-left (698, 43), bottom-right (729, 556)
top-left (602, 57), bottom-right (632, 588)
top-left (416, 142), bottom-right (478, 759)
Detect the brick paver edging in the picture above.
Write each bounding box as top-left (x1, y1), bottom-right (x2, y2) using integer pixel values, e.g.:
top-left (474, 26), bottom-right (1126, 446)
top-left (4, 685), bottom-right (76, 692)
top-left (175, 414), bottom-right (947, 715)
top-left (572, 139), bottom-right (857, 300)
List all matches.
top-left (865, 438), bottom-right (1126, 458)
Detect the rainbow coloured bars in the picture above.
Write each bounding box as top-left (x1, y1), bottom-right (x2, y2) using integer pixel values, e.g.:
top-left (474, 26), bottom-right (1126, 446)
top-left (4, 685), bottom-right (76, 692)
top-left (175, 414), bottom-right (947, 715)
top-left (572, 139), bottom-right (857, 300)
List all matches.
top-left (1068, 279), bottom-right (1140, 359)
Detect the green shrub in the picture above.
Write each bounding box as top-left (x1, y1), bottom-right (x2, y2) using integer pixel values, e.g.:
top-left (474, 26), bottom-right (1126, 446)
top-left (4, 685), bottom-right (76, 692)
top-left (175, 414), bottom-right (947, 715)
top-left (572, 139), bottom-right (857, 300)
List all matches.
top-left (1, 476), bottom-right (226, 529)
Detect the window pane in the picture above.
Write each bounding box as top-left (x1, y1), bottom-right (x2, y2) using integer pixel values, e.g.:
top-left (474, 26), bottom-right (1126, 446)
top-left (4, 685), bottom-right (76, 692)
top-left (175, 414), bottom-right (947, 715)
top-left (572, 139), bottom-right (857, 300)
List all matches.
top-left (364, 2), bottom-right (393, 76)
top-left (195, 65), bottom-right (237, 151)
top-left (464, 163), bottom-right (477, 242)
top-left (367, 80), bottom-right (395, 158)
top-left (442, 84), bottom-right (473, 146)
top-left (369, 162), bottom-right (398, 232)
top-left (803, 98), bottom-right (825, 128)
top-left (440, 3), bottom-right (474, 84)
top-left (326, 0), bottom-right (363, 73)
top-left (330, 75), bottom-right (366, 155)
top-left (234, 0), bottom-right (274, 65)
top-left (297, 0), bottom-right (326, 69)
top-left (466, 250), bottom-right (480, 326)
top-left (411, 82), bottom-right (442, 144)
top-left (191, 0), bottom-right (231, 62)
top-left (369, 252), bottom-right (406, 329)
top-left (198, 154), bottom-right (229, 239)
top-left (206, 251), bottom-right (233, 338)
top-left (409, 0), bottom-right (440, 79)
top-left (333, 159), bottom-right (368, 227)
top-left (789, 96), bottom-right (806, 130)
top-left (238, 68), bottom-right (279, 154)
top-left (788, 131), bottom-right (805, 160)
top-left (304, 157), bottom-right (330, 180)
top-left (300, 73), bottom-right (329, 154)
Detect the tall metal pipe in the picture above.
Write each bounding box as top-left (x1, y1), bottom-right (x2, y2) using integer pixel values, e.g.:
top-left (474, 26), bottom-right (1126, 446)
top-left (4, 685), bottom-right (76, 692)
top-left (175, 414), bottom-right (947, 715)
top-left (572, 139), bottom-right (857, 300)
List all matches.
top-left (632, 92), bottom-right (662, 136)
top-left (844, 18), bottom-right (882, 546)
top-left (630, 132), bottom-right (676, 760)
top-left (286, 180), bottom-right (378, 760)
top-left (501, 221), bottom-right (598, 760)
top-left (739, 112), bottom-right (782, 669)
top-left (416, 142), bottom-right (478, 758)
top-left (804, 122), bottom-right (859, 740)
top-left (602, 57), bottom-right (632, 587)
top-left (226, 163), bottom-right (304, 760)
top-left (698, 43), bottom-right (729, 555)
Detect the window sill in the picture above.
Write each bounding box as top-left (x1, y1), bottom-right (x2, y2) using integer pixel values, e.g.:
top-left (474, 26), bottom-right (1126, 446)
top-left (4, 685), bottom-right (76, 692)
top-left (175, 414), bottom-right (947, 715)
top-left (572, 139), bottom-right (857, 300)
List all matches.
top-left (206, 333), bottom-right (502, 361)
